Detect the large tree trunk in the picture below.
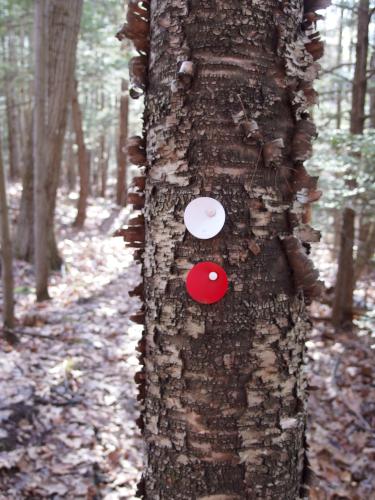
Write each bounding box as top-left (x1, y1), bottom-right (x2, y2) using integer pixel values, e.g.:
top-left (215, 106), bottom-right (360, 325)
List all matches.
top-left (332, 208), bottom-right (355, 328)
top-left (72, 79), bottom-right (90, 229)
top-left (0, 136), bottom-right (15, 330)
top-left (116, 79), bottom-right (129, 206)
top-left (350, 0), bottom-right (370, 135)
top-left (121, 0), bottom-right (326, 497)
top-left (33, 0), bottom-right (50, 301)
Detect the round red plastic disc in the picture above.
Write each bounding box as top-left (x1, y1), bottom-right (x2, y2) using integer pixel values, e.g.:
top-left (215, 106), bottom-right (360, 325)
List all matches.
top-left (186, 262), bottom-right (228, 304)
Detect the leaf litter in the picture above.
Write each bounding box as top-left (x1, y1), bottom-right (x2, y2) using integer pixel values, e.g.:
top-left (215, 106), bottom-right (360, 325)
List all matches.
top-left (0, 184), bottom-right (374, 499)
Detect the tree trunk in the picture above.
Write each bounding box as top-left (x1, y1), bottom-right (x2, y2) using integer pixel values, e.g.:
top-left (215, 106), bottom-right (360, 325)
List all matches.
top-left (64, 111), bottom-right (77, 192)
top-left (334, 0), bottom-right (370, 321)
top-left (0, 136), bottom-right (15, 330)
top-left (336, 7), bottom-right (344, 130)
top-left (122, 0), bottom-right (326, 497)
top-left (355, 220), bottom-right (375, 282)
top-left (99, 134), bottom-right (108, 198)
top-left (72, 79), bottom-right (90, 229)
top-left (370, 37), bottom-right (375, 128)
top-left (44, 0), bottom-right (83, 270)
top-left (15, 109), bottom-right (34, 262)
top-left (5, 34), bottom-right (21, 180)
top-left (33, 0), bottom-right (50, 301)
top-left (116, 79), bottom-right (128, 206)
top-left (350, 0), bottom-right (370, 135)
top-left (332, 208), bottom-right (355, 328)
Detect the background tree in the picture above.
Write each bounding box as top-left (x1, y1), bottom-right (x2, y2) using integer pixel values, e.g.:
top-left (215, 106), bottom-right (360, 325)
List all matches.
top-left (0, 134), bottom-right (14, 331)
top-left (33, 0), bottom-right (83, 300)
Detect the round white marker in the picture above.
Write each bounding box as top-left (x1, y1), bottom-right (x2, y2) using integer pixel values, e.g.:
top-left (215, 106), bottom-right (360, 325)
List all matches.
top-left (184, 197), bottom-right (225, 239)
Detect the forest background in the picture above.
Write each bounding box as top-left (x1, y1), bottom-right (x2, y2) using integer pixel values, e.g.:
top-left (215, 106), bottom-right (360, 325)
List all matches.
top-left (0, 0), bottom-right (374, 498)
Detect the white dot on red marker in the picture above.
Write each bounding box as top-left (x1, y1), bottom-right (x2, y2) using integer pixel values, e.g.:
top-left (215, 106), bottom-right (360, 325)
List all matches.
top-left (209, 272), bottom-right (218, 281)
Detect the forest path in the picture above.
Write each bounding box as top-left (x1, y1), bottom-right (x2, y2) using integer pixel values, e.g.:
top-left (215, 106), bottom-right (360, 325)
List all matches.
top-left (0, 187), bottom-right (143, 499)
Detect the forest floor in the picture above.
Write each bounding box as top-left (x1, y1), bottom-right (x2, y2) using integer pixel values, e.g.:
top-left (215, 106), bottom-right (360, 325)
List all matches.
top-left (0, 183), bottom-right (374, 499)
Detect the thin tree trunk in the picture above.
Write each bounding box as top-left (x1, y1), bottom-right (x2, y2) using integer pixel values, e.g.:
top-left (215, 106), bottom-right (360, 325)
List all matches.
top-left (334, 0), bottom-right (370, 322)
top-left (99, 134), bottom-right (108, 198)
top-left (15, 109), bottom-right (34, 262)
top-left (0, 136), bottom-right (15, 330)
top-left (332, 208), bottom-right (355, 328)
top-left (122, 0), bottom-right (326, 497)
top-left (64, 111), bottom-right (77, 192)
top-left (33, 0), bottom-right (50, 301)
top-left (5, 34), bottom-right (21, 180)
top-left (336, 7), bottom-right (344, 130)
top-left (116, 79), bottom-right (128, 206)
top-left (350, 0), bottom-right (370, 135)
top-left (370, 40), bottom-right (375, 128)
top-left (355, 221), bottom-right (375, 282)
top-left (72, 79), bottom-right (90, 228)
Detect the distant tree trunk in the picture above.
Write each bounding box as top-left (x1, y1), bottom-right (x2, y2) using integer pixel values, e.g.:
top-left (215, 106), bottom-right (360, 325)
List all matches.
top-left (33, 0), bottom-right (50, 301)
top-left (5, 34), bottom-right (21, 180)
top-left (45, 0), bottom-right (83, 270)
top-left (15, 110), bottom-right (34, 261)
top-left (72, 79), bottom-right (90, 228)
top-left (333, 0), bottom-right (370, 326)
top-left (370, 40), bottom-right (375, 128)
top-left (121, 0), bottom-right (326, 497)
top-left (64, 112), bottom-right (77, 192)
top-left (355, 220), bottom-right (375, 282)
top-left (0, 136), bottom-right (15, 330)
top-left (336, 7), bottom-right (344, 130)
top-left (116, 79), bottom-right (128, 206)
top-left (99, 134), bottom-right (108, 198)
top-left (355, 36), bottom-right (375, 281)
top-left (332, 208), bottom-right (355, 328)
top-left (350, 0), bottom-right (369, 135)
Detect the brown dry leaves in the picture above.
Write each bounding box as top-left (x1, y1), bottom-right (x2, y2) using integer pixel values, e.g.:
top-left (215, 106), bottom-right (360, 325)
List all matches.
top-left (0, 185), bottom-right (143, 498)
top-left (307, 245), bottom-right (375, 499)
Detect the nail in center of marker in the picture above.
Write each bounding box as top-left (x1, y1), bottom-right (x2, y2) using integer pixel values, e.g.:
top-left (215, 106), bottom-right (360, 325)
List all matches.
top-left (206, 208), bottom-right (216, 218)
top-left (209, 272), bottom-right (218, 281)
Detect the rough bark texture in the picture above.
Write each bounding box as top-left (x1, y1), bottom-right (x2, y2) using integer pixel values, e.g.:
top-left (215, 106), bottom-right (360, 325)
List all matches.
top-left (0, 136), bottom-right (15, 330)
top-left (117, 79), bottom-right (129, 206)
top-left (350, 0), bottom-right (369, 134)
top-left (72, 79), bottom-right (90, 229)
top-left (122, 0), bottom-right (327, 498)
top-left (332, 208), bottom-right (355, 328)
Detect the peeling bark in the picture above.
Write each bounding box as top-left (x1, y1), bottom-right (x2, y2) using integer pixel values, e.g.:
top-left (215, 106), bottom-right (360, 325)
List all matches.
top-left (121, 0), bottom-right (327, 497)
